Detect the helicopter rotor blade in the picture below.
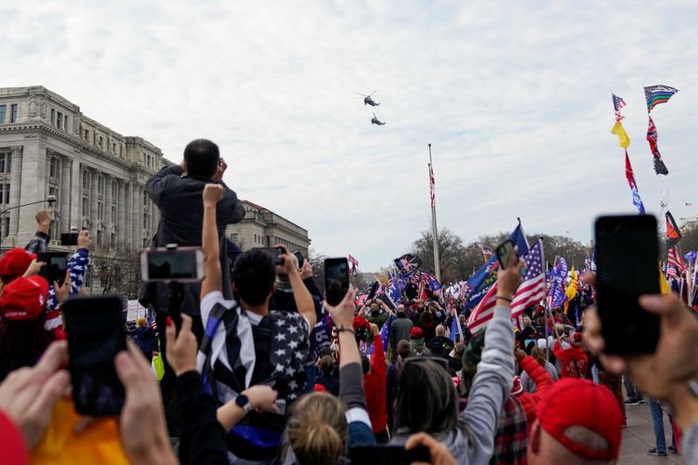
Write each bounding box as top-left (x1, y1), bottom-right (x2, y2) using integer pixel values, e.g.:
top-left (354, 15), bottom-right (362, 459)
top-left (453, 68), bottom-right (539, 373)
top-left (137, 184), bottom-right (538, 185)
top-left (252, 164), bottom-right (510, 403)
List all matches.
top-left (368, 90), bottom-right (377, 97)
top-left (355, 93), bottom-right (367, 97)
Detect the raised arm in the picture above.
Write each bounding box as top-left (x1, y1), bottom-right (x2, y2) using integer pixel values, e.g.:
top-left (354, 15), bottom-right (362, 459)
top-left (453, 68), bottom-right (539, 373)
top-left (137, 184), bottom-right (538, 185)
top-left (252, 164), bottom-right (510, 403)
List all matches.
top-left (145, 164), bottom-right (184, 206)
top-left (200, 184), bottom-right (224, 299)
top-left (24, 210), bottom-right (52, 254)
top-left (278, 247), bottom-right (316, 328)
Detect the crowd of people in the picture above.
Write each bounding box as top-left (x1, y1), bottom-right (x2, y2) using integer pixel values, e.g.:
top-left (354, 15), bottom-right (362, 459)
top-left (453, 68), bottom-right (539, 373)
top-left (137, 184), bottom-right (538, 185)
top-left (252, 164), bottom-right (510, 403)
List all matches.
top-left (0, 138), bottom-right (696, 464)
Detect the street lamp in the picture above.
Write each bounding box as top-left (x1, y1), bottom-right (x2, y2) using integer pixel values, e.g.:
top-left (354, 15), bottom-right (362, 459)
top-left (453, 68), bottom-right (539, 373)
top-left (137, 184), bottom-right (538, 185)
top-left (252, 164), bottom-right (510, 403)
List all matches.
top-left (0, 195), bottom-right (58, 249)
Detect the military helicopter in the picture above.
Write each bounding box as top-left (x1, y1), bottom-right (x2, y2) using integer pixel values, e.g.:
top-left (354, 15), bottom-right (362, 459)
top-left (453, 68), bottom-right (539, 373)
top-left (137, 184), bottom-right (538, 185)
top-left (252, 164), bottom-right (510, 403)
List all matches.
top-left (356, 90), bottom-right (380, 107)
top-left (370, 113), bottom-right (386, 125)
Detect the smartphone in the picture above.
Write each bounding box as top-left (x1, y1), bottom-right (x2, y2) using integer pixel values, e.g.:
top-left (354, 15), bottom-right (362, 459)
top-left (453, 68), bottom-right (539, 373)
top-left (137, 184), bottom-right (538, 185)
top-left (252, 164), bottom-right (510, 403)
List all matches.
top-left (349, 445), bottom-right (430, 465)
top-left (255, 247), bottom-right (285, 265)
top-left (496, 239), bottom-right (517, 269)
top-left (595, 215), bottom-right (660, 355)
top-left (63, 295), bottom-right (127, 416)
top-left (293, 250), bottom-right (304, 268)
top-left (61, 233), bottom-right (79, 246)
top-left (37, 252), bottom-right (68, 286)
top-left (140, 247), bottom-right (204, 282)
top-left (324, 258), bottom-right (349, 306)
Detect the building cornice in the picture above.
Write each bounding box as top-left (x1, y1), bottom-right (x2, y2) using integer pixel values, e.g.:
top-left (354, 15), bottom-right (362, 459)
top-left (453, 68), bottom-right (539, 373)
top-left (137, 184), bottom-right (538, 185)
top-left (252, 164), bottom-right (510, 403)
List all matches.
top-left (0, 123), bottom-right (157, 175)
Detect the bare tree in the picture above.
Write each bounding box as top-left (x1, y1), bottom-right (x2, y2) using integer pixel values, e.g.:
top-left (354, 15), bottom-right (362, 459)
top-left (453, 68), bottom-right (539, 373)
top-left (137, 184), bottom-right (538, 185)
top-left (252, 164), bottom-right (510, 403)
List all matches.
top-left (90, 242), bottom-right (141, 298)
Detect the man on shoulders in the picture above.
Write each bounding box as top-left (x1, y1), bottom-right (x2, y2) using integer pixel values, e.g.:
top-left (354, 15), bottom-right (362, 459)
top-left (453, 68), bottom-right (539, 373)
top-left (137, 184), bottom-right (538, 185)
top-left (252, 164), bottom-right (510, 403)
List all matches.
top-left (139, 138), bottom-right (245, 341)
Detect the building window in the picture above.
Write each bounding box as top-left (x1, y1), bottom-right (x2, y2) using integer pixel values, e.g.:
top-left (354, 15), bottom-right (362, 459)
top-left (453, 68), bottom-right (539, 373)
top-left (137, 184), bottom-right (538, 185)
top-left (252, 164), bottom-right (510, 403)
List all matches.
top-left (51, 109), bottom-right (55, 125)
top-left (10, 105), bottom-right (17, 123)
top-left (112, 142), bottom-right (116, 153)
top-left (111, 205), bottom-right (117, 223)
top-left (0, 153), bottom-right (11, 173)
top-left (64, 114), bottom-right (68, 130)
top-left (82, 196), bottom-right (89, 217)
top-left (96, 230), bottom-right (103, 246)
top-left (142, 191), bottom-right (148, 206)
top-left (0, 105), bottom-right (5, 124)
top-left (49, 157), bottom-right (60, 178)
top-left (143, 213), bottom-right (150, 229)
top-left (111, 233), bottom-right (116, 247)
top-left (84, 129), bottom-right (89, 140)
top-left (56, 111), bottom-right (62, 129)
top-left (1, 218), bottom-right (9, 238)
top-left (98, 136), bottom-right (103, 148)
top-left (0, 183), bottom-right (10, 204)
top-left (82, 171), bottom-right (90, 190)
top-left (97, 202), bottom-right (104, 220)
top-left (48, 186), bottom-right (59, 204)
top-left (97, 176), bottom-right (104, 194)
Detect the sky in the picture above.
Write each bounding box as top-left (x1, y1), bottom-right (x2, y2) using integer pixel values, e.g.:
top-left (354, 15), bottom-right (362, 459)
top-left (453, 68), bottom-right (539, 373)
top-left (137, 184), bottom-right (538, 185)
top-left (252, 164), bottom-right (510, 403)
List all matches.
top-left (3, 1), bottom-right (697, 271)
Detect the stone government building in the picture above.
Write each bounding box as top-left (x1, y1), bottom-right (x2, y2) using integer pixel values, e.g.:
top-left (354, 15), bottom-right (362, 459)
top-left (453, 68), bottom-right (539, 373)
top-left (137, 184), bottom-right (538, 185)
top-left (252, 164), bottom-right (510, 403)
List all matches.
top-left (0, 86), bottom-right (310, 292)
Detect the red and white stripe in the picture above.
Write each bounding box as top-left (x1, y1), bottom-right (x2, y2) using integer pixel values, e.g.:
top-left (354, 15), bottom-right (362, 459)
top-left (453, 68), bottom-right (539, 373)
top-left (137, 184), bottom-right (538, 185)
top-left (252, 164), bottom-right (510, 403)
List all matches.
top-left (466, 283), bottom-right (498, 334)
top-left (510, 273), bottom-right (546, 319)
top-left (667, 246), bottom-right (685, 271)
top-left (429, 164), bottom-right (436, 208)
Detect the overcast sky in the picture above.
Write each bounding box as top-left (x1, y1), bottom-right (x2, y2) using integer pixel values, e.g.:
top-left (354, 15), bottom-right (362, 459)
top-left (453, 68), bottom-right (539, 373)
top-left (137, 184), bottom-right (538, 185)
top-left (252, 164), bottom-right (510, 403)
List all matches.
top-left (4, 1), bottom-right (697, 271)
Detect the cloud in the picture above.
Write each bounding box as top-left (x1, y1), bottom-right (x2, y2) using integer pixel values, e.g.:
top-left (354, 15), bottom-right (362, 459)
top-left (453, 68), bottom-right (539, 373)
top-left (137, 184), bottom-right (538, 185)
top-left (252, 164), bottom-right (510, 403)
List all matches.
top-left (4, 0), bottom-right (697, 270)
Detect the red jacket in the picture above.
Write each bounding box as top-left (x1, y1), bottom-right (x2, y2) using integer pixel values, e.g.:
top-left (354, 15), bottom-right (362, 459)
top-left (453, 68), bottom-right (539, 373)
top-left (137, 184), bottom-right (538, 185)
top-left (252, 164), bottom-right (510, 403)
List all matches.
top-left (552, 340), bottom-right (587, 378)
top-left (363, 334), bottom-right (387, 433)
top-left (516, 356), bottom-right (554, 430)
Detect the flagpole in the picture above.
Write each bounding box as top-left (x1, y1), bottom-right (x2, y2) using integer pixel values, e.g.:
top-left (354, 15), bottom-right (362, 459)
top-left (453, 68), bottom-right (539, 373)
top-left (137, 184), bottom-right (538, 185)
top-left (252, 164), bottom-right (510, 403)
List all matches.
top-left (429, 143), bottom-right (442, 283)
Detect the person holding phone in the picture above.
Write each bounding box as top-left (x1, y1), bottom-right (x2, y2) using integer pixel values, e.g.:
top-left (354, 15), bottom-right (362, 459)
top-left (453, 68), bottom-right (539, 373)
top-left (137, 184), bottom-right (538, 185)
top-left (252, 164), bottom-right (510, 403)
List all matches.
top-left (389, 247), bottom-right (523, 464)
top-left (198, 183), bottom-right (316, 463)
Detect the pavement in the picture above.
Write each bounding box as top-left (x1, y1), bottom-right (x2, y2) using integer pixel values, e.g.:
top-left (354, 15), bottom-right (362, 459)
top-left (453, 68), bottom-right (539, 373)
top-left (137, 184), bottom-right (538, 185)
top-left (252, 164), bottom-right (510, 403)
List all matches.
top-left (620, 402), bottom-right (682, 465)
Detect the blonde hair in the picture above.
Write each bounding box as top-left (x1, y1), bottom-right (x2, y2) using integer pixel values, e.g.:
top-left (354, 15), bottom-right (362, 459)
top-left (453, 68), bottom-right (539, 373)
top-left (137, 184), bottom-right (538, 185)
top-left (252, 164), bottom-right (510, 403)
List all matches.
top-left (136, 317), bottom-right (147, 328)
top-left (287, 392), bottom-right (347, 465)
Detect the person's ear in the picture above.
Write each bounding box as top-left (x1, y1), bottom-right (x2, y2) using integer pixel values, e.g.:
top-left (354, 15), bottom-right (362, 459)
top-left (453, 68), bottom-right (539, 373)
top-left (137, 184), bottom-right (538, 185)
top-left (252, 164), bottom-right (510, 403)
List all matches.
top-left (530, 420), bottom-right (541, 454)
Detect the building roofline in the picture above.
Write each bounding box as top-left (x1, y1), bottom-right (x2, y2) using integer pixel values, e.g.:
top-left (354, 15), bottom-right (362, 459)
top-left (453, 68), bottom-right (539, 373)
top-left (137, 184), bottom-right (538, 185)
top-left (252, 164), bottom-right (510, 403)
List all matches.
top-left (241, 200), bottom-right (307, 233)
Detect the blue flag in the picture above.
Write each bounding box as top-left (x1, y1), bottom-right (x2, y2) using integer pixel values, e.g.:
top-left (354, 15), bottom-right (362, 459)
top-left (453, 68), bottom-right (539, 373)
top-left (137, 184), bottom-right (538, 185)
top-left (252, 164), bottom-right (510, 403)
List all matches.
top-left (465, 222), bottom-right (530, 309)
top-left (450, 314), bottom-right (462, 342)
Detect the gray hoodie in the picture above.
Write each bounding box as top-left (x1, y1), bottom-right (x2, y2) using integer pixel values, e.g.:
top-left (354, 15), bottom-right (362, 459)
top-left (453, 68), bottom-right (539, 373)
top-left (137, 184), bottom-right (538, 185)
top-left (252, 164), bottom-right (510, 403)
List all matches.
top-left (391, 306), bottom-right (515, 464)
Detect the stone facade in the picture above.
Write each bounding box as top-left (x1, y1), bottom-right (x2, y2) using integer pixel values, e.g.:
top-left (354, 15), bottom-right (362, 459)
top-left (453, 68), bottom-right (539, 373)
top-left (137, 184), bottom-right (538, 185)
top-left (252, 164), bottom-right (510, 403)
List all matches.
top-left (226, 200), bottom-right (311, 257)
top-left (0, 86), bottom-right (166, 251)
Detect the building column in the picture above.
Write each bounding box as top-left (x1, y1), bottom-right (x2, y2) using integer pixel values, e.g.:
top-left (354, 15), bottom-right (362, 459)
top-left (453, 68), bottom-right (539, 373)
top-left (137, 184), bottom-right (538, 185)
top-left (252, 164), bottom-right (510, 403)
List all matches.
top-left (8, 146), bottom-right (23, 239)
top-left (131, 183), bottom-right (141, 249)
top-left (60, 158), bottom-right (72, 234)
top-left (104, 174), bottom-right (112, 241)
top-left (124, 181), bottom-right (132, 248)
top-left (89, 170), bottom-right (98, 232)
top-left (118, 180), bottom-right (127, 246)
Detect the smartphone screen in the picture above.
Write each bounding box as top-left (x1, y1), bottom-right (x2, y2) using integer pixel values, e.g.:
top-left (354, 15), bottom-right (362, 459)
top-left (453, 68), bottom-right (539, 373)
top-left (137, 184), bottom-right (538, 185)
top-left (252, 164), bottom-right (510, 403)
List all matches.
top-left (38, 252), bottom-right (68, 286)
top-left (496, 239), bottom-right (515, 269)
top-left (140, 247), bottom-right (204, 282)
top-left (325, 258), bottom-right (349, 306)
top-left (61, 232), bottom-right (79, 246)
top-left (255, 247), bottom-right (284, 265)
top-left (595, 215), bottom-right (660, 355)
top-left (64, 296), bottom-right (127, 416)
top-left (349, 445), bottom-right (430, 465)
top-left (293, 250), bottom-right (304, 268)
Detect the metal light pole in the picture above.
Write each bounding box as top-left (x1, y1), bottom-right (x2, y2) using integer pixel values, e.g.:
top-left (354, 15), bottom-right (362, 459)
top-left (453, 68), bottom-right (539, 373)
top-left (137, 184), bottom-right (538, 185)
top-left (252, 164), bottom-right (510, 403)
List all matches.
top-left (0, 195), bottom-right (57, 250)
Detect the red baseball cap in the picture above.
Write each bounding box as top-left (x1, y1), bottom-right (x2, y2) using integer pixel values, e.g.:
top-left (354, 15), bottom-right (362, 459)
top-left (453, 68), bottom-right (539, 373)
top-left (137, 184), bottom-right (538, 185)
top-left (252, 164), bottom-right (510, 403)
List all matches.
top-left (352, 315), bottom-right (370, 330)
top-left (410, 327), bottom-right (423, 339)
top-left (536, 378), bottom-right (622, 461)
top-left (570, 332), bottom-right (584, 347)
top-left (0, 248), bottom-right (36, 283)
top-left (0, 275), bottom-right (50, 320)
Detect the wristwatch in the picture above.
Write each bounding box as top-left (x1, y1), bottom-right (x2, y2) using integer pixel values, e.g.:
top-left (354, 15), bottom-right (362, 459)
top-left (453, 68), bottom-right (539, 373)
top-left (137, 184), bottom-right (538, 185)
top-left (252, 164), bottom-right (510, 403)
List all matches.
top-left (235, 394), bottom-right (253, 414)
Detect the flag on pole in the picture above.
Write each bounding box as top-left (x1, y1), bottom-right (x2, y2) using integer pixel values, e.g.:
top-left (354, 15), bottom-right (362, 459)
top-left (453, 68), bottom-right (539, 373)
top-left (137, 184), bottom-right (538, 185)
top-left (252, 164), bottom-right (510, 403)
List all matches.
top-left (624, 151), bottom-right (646, 214)
top-left (666, 211), bottom-right (682, 247)
top-left (450, 312), bottom-right (464, 342)
top-left (612, 93), bottom-right (626, 121)
top-left (465, 221), bottom-right (529, 309)
top-left (668, 246), bottom-right (685, 271)
top-left (468, 239), bottom-right (545, 334)
top-left (646, 116), bottom-right (669, 175)
top-left (511, 240), bottom-right (546, 319)
top-left (348, 254), bottom-right (359, 277)
top-left (428, 163), bottom-right (436, 208)
top-left (610, 121), bottom-right (630, 149)
top-left (644, 85), bottom-right (679, 112)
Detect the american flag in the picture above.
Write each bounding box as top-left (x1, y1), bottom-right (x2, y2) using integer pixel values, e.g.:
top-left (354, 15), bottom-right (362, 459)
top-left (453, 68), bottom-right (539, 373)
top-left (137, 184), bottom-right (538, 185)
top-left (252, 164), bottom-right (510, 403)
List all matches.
top-left (481, 246), bottom-right (493, 263)
top-left (467, 240), bottom-right (546, 334)
top-left (612, 93), bottom-right (626, 121)
top-left (348, 254), bottom-right (359, 266)
top-left (667, 246), bottom-right (685, 271)
top-left (666, 265), bottom-right (677, 278)
top-left (429, 163), bottom-right (436, 208)
top-left (510, 240), bottom-right (546, 319)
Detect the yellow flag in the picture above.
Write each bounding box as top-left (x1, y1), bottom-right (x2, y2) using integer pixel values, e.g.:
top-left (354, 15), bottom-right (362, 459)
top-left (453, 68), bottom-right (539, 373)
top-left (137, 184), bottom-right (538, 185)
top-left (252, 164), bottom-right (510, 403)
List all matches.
top-left (563, 267), bottom-right (579, 315)
top-left (659, 262), bottom-right (671, 295)
top-left (610, 121), bottom-right (630, 149)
